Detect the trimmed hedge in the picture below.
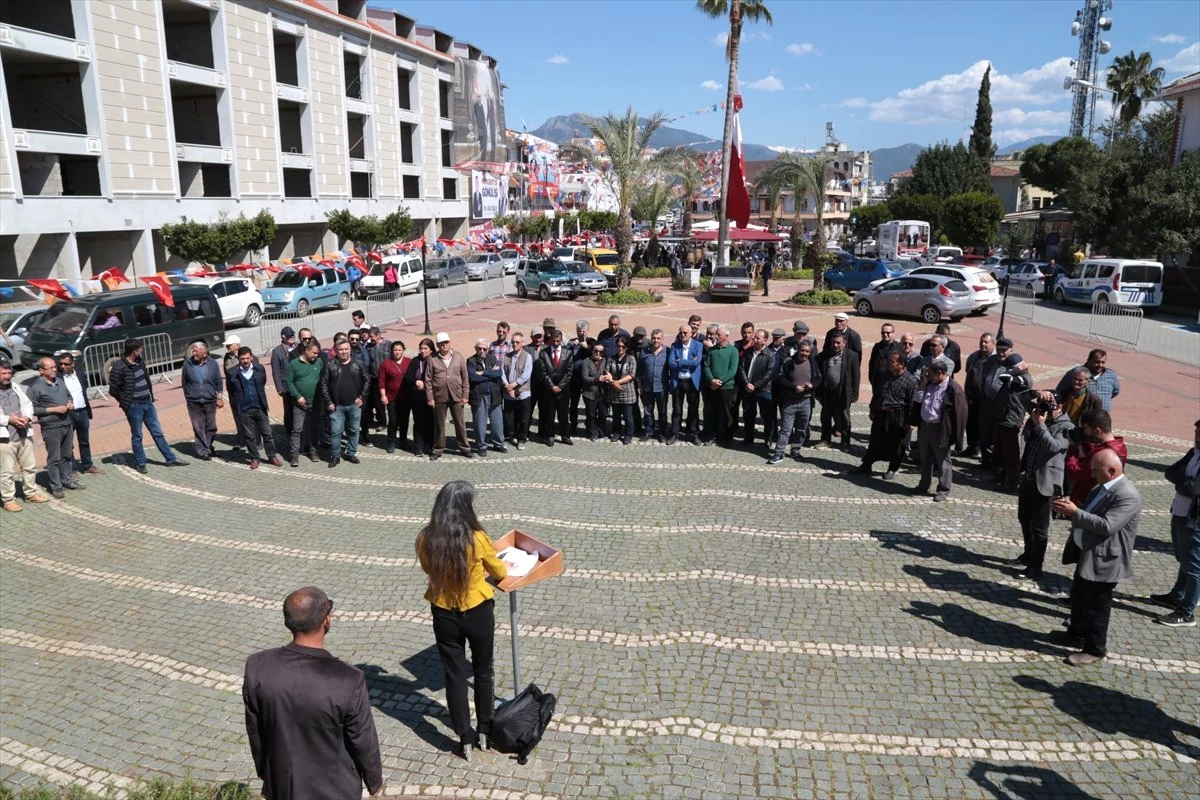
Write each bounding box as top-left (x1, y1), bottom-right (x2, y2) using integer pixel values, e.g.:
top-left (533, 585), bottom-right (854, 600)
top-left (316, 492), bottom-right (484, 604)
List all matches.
top-left (593, 288), bottom-right (664, 305)
top-left (787, 288), bottom-right (851, 306)
top-left (771, 269), bottom-right (813, 280)
top-left (631, 266), bottom-right (672, 278)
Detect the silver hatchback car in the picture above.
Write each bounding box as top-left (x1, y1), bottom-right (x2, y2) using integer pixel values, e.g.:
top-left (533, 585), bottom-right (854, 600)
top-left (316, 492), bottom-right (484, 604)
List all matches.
top-left (565, 261), bottom-right (608, 294)
top-left (856, 274), bottom-right (973, 323)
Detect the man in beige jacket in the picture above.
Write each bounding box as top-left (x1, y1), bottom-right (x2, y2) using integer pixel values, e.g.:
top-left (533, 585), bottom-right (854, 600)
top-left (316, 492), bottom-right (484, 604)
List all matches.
top-left (426, 332), bottom-right (473, 461)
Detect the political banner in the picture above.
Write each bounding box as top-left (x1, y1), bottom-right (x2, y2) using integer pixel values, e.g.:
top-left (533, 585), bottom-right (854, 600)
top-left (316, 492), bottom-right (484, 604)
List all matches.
top-left (471, 170), bottom-right (504, 220)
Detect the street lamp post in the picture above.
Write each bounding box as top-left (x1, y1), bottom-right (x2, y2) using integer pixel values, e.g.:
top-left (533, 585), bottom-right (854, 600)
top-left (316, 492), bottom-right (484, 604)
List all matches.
top-left (422, 217), bottom-right (435, 335)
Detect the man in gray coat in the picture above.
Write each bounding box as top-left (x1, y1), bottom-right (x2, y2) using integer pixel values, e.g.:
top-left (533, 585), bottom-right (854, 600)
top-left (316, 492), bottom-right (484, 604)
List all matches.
top-left (181, 341), bottom-right (225, 461)
top-left (1015, 391), bottom-right (1074, 583)
top-left (1051, 449), bottom-right (1142, 666)
top-left (26, 357), bottom-right (82, 499)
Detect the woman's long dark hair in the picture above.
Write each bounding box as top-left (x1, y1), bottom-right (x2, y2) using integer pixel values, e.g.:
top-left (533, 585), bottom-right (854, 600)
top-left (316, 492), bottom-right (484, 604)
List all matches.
top-left (416, 480), bottom-right (485, 608)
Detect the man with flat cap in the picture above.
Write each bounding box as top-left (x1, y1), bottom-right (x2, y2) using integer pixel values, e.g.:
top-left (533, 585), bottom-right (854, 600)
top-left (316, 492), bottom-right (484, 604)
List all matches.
top-left (243, 586), bottom-right (384, 799)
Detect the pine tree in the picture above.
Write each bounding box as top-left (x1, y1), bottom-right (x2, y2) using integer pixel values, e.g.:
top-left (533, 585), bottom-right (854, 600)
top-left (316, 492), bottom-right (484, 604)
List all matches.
top-left (968, 65), bottom-right (993, 162)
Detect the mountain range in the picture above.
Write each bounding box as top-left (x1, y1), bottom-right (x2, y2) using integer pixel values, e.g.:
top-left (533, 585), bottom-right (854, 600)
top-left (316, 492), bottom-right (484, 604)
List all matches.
top-left (528, 114), bottom-right (1062, 181)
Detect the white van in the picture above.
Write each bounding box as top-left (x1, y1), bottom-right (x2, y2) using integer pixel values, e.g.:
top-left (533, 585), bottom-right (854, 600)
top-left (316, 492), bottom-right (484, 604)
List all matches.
top-left (1052, 258), bottom-right (1163, 310)
top-left (928, 246), bottom-right (963, 263)
top-left (362, 253), bottom-right (424, 295)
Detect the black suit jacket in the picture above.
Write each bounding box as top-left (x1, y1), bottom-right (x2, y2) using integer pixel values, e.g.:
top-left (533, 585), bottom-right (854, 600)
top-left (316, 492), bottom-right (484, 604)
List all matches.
top-left (63, 368), bottom-right (94, 419)
top-left (822, 326), bottom-right (862, 358)
top-left (816, 348), bottom-right (861, 406)
top-left (536, 346), bottom-right (573, 393)
top-left (243, 643), bottom-right (382, 800)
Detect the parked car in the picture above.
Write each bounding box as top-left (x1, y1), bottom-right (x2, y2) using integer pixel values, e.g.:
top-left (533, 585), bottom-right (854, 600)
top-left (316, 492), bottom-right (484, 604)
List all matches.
top-left (985, 256), bottom-right (1025, 280)
top-left (1006, 262), bottom-right (1051, 295)
top-left (708, 266), bottom-right (751, 303)
top-left (423, 257), bottom-right (468, 289)
top-left (514, 258), bottom-right (579, 300)
top-left (498, 248), bottom-right (521, 274)
top-left (1053, 258), bottom-right (1163, 311)
top-left (0, 306), bottom-right (46, 363)
top-left (576, 248), bottom-right (622, 286)
top-left (360, 252), bottom-right (423, 295)
top-left (905, 265), bottom-right (1001, 314)
top-left (928, 245), bottom-right (964, 263)
top-left (550, 247), bottom-right (578, 263)
top-left (187, 276), bottom-right (264, 327)
top-left (824, 258), bottom-right (906, 293)
top-left (18, 284), bottom-right (224, 376)
top-left (896, 258), bottom-right (923, 272)
top-left (260, 266), bottom-right (353, 314)
top-left (853, 238), bottom-right (877, 256)
top-left (854, 274), bottom-right (974, 323)
top-left (949, 254), bottom-right (987, 267)
top-left (464, 253), bottom-right (504, 280)
top-left (565, 261), bottom-right (609, 294)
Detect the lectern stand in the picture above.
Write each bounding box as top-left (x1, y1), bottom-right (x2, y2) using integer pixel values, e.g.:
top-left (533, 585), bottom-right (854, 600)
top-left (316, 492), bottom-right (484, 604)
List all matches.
top-left (490, 530), bottom-right (563, 698)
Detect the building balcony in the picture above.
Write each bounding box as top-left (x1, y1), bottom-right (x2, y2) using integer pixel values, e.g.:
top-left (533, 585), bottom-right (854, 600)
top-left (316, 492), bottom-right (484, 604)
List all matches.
top-left (349, 157), bottom-right (372, 173)
top-left (344, 97), bottom-right (368, 116)
top-left (0, 24), bottom-right (90, 62)
top-left (11, 128), bottom-right (100, 156)
top-left (176, 143), bottom-right (231, 164)
top-left (275, 83), bottom-right (309, 104)
top-left (280, 151), bottom-right (313, 170)
top-left (167, 59), bottom-right (226, 88)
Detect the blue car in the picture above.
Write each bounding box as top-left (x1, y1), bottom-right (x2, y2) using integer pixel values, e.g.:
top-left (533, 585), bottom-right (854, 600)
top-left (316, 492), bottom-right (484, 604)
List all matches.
top-left (260, 265), bottom-right (353, 314)
top-left (823, 258), bottom-right (907, 293)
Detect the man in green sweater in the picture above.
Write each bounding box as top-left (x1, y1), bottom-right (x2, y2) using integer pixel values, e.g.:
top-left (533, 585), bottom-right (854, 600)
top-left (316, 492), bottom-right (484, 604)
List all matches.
top-left (701, 325), bottom-right (739, 445)
top-left (285, 340), bottom-right (324, 467)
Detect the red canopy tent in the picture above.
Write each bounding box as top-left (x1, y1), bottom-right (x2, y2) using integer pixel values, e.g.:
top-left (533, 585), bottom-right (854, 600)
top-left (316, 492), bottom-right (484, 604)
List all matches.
top-left (690, 229), bottom-right (783, 242)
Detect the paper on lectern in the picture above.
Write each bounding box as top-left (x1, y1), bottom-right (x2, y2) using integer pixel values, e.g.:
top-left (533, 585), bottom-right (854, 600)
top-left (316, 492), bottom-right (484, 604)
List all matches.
top-left (497, 546), bottom-right (539, 577)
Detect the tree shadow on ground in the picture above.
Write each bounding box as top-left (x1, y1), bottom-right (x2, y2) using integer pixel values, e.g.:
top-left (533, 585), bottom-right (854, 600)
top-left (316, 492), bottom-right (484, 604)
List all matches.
top-left (968, 761), bottom-right (1100, 800)
top-left (1012, 675), bottom-right (1200, 758)
top-left (358, 645), bottom-right (457, 755)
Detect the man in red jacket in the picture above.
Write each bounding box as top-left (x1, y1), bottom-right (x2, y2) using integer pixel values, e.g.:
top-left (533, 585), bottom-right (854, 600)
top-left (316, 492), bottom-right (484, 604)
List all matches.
top-left (1065, 409), bottom-right (1127, 504)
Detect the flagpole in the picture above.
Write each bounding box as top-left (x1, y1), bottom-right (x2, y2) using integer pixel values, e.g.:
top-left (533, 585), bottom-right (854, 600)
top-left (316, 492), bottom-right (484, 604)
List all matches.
top-left (716, 0), bottom-right (742, 269)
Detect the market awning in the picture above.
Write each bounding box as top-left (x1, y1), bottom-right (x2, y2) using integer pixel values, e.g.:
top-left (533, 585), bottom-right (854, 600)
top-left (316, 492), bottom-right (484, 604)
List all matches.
top-left (690, 228), bottom-right (785, 242)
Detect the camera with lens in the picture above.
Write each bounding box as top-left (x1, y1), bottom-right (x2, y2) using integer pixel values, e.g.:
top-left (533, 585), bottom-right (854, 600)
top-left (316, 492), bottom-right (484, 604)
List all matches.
top-left (1034, 397), bottom-right (1057, 413)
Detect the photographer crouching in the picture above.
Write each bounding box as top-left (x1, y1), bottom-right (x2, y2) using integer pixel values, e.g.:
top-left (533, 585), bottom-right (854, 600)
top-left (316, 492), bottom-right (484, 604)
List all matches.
top-left (1015, 388), bottom-right (1074, 585)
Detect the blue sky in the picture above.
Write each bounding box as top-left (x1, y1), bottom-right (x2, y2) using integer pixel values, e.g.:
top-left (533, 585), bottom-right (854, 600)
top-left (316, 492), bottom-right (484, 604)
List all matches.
top-left (385, 0), bottom-right (1200, 151)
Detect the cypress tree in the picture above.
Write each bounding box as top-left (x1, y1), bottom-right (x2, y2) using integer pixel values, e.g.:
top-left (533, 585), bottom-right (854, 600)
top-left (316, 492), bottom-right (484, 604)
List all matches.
top-left (968, 65), bottom-right (994, 162)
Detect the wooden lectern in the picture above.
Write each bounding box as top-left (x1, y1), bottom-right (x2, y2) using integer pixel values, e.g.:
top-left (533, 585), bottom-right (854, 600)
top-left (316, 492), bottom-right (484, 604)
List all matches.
top-left (491, 530), bottom-right (562, 698)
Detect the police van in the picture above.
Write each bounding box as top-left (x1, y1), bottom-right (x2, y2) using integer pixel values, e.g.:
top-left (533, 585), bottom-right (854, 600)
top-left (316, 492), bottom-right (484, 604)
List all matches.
top-left (1051, 258), bottom-right (1164, 311)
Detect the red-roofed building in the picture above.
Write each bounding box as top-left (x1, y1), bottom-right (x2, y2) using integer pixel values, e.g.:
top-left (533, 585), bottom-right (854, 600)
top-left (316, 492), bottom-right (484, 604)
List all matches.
top-left (889, 160), bottom-right (1055, 214)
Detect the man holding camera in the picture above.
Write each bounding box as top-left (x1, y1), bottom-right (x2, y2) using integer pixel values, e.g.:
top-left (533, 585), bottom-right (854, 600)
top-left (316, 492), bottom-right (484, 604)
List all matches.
top-left (1015, 390), bottom-right (1074, 582)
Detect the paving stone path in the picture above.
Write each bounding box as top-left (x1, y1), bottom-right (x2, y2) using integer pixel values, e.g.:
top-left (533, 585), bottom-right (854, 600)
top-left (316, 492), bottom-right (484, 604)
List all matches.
top-left (2, 421), bottom-right (1197, 799)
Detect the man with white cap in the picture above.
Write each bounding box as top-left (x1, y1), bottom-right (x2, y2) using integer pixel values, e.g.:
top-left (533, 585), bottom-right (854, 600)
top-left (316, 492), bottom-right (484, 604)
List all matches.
top-left (425, 332), bottom-right (472, 461)
top-left (822, 312), bottom-right (862, 359)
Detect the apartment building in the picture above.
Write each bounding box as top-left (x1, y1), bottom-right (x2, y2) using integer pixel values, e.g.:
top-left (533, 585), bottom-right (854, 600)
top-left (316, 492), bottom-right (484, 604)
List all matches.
top-left (0, 0), bottom-right (500, 281)
top-left (745, 141), bottom-right (871, 243)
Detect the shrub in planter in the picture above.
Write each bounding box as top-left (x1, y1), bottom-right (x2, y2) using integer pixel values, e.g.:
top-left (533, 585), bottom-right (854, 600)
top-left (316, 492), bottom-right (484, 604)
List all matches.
top-left (788, 288), bottom-right (851, 306)
top-left (772, 268), bottom-right (813, 280)
top-left (632, 266), bottom-right (672, 278)
top-left (594, 288), bottom-right (664, 305)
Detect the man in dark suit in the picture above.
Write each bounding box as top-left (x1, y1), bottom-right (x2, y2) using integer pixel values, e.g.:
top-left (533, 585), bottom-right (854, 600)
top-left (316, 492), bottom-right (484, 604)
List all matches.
top-left (737, 328), bottom-right (777, 449)
top-left (815, 331), bottom-right (860, 450)
top-left (908, 359), bottom-right (968, 502)
top-left (270, 327), bottom-right (300, 444)
top-left (56, 352), bottom-right (101, 475)
top-left (1051, 449), bottom-right (1142, 665)
top-left (243, 586), bottom-right (384, 799)
top-left (821, 312), bottom-right (862, 358)
top-left (536, 328), bottom-right (574, 445)
top-left (228, 346), bottom-right (282, 469)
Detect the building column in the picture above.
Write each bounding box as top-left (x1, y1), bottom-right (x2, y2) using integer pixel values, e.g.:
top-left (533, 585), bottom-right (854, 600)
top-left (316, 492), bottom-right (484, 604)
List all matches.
top-left (62, 230), bottom-right (83, 285)
top-left (135, 228), bottom-right (157, 278)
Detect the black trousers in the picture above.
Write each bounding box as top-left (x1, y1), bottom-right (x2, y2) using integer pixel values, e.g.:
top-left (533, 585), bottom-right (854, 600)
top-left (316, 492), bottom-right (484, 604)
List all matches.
top-left (386, 396), bottom-right (412, 447)
top-left (186, 401), bottom-right (217, 457)
top-left (820, 398), bottom-right (852, 443)
top-left (538, 389), bottom-right (571, 439)
top-left (411, 402), bottom-right (434, 455)
top-left (582, 395), bottom-right (603, 439)
top-left (431, 598), bottom-right (496, 741)
top-left (609, 401), bottom-right (635, 439)
top-left (239, 406), bottom-right (276, 460)
top-left (1017, 477), bottom-right (1052, 572)
top-left (741, 393), bottom-right (776, 445)
top-left (504, 396), bottom-right (531, 443)
top-left (703, 387), bottom-right (736, 442)
top-left (862, 407), bottom-right (908, 471)
top-left (279, 392), bottom-right (295, 439)
top-left (965, 398), bottom-right (981, 450)
top-left (68, 408), bottom-right (93, 469)
top-left (671, 384), bottom-right (700, 439)
top-left (641, 390), bottom-right (668, 436)
top-left (1068, 573), bottom-right (1117, 657)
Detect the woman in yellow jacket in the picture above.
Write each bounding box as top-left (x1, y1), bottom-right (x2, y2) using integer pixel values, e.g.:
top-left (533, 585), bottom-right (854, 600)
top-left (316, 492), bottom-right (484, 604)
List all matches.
top-left (416, 480), bottom-right (507, 761)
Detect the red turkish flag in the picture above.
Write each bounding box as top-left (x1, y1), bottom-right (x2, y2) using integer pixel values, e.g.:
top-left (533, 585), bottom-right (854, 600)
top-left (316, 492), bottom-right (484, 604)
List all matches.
top-left (27, 279), bottom-right (72, 301)
top-left (141, 275), bottom-right (175, 308)
top-left (726, 112), bottom-right (751, 229)
top-left (366, 250), bottom-right (383, 264)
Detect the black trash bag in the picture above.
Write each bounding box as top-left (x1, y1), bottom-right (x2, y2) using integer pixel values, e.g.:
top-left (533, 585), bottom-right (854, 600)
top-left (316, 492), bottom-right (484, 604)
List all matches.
top-left (489, 683), bottom-right (556, 765)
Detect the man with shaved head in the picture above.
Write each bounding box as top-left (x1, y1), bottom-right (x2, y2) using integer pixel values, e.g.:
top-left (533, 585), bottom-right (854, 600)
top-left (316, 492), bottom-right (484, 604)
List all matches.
top-left (243, 586), bottom-right (383, 799)
top-left (1051, 449), bottom-right (1143, 666)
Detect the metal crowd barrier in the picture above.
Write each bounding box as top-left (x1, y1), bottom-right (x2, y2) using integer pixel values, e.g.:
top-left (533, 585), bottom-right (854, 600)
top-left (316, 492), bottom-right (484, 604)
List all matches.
top-left (257, 307), bottom-right (313, 354)
top-left (1003, 286), bottom-right (1037, 323)
top-left (1087, 302), bottom-right (1143, 351)
top-left (81, 332), bottom-right (174, 400)
top-left (364, 289), bottom-right (411, 327)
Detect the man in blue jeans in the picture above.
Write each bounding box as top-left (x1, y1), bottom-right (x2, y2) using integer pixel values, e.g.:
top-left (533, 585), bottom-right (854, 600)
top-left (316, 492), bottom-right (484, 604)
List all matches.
top-left (319, 339), bottom-right (368, 468)
top-left (107, 339), bottom-right (188, 474)
top-left (1150, 420), bottom-right (1200, 627)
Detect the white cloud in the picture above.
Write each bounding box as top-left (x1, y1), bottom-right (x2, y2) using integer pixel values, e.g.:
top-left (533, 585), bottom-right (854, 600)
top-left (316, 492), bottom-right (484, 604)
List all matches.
top-left (546, 54), bottom-right (568, 65)
top-left (994, 128), bottom-right (1062, 146)
top-left (866, 57), bottom-right (1076, 126)
top-left (1161, 42), bottom-right (1200, 73)
top-left (712, 31), bottom-right (728, 47)
top-left (1152, 34), bottom-right (1187, 44)
top-left (712, 30), bottom-right (770, 47)
top-left (841, 97), bottom-right (868, 108)
top-left (786, 42), bottom-right (817, 57)
top-left (747, 75), bottom-right (784, 92)
top-left (700, 79), bottom-right (722, 91)
top-left (797, 82), bottom-right (814, 92)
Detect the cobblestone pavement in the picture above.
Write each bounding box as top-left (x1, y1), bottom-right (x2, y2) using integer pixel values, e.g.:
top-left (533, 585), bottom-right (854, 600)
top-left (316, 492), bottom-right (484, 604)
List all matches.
top-left (3, 287), bottom-right (1199, 799)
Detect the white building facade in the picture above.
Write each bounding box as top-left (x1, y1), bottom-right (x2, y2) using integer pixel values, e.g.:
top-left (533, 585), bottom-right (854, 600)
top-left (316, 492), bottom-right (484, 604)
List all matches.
top-left (0, 0), bottom-right (496, 281)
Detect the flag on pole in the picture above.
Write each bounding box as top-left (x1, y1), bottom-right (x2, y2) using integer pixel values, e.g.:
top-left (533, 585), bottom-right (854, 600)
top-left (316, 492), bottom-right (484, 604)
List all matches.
top-left (141, 275), bottom-right (175, 308)
top-left (27, 278), bottom-right (72, 302)
top-left (726, 91), bottom-right (751, 230)
top-left (97, 267), bottom-right (130, 290)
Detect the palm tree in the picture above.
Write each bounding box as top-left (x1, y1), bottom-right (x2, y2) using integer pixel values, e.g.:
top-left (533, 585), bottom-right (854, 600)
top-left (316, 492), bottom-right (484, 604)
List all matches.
top-left (755, 153), bottom-right (833, 283)
top-left (631, 183), bottom-right (674, 267)
top-left (559, 107), bottom-right (685, 263)
top-left (696, 0), bottom-right (773, 266)
top-left (753, 171), bottom-right (785, 232)
top-left (1106, 50), bottom-right (1165, 128)
top-left (669, 154), bottom-right (705, 237)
